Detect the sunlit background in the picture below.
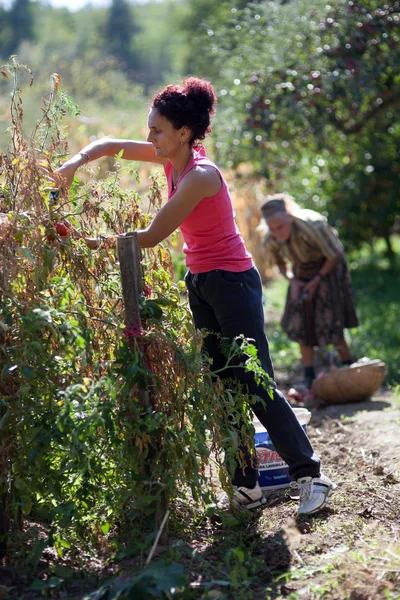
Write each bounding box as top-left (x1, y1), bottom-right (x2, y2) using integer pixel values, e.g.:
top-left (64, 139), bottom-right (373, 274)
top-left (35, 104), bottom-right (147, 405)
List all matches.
top-left (1, 0), bottom-right (399, 380)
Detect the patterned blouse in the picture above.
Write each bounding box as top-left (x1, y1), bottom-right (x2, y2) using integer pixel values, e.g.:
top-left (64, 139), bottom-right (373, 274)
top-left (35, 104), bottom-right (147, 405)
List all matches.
top-left (263, 209), bottom-right (344, 266)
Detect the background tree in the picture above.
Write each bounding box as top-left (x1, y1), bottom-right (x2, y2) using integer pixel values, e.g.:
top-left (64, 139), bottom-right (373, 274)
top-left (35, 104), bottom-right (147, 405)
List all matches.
top-left (132, 0), bottom-right (186, 92)
top-left (6, 0), bottom-right (35, 55)
top-left (0, 5), bottom-right (11, 57)
top-left (178, 0), bottom-right (400, 253)
top-left (0, 0), bottom-right (188, 152)
top-left (179, 0), bottom-right (233, 81)
top-left (104, 0), bottom-right (141, 74)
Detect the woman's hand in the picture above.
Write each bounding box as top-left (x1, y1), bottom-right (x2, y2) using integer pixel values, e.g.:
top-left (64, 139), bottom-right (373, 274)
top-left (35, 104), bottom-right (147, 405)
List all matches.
top-left (53, 149), bottom-right (92, 189)
top-left (289, 278), bottom-right (304, 302)
top-left (84, 236), bottom-right (116, 250)
top-left (54, 163), bottom-right (78, 189)
top-left (84, 237), bottom-right (101, 250)
top-left (304, 276), bottom-right (320, 302)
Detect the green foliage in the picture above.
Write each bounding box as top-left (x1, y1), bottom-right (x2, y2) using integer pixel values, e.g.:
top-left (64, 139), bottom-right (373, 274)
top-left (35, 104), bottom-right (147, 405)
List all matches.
top-left (0, 0), bottom-right (186, 95)
top-left (324, 123), bottom-right (400, 252)
top-left (180, 0), bottom-right (400, 251)
top-left (179, 0), bottom-right (234, 82)
top-left (84, 560), bottom-right (186, 600)
top-left (348, 259), bottom-right (400, 384)
top-left (5, 0), bottom-right (35, 56)
top-left (0, 6), bottom-right (11, 56)
top-left (104, 0), bottom-right (141, 73)
top-left (133, 0), bottom-right (187, 92)
top-left (0, 1), bottom-right (189, 151)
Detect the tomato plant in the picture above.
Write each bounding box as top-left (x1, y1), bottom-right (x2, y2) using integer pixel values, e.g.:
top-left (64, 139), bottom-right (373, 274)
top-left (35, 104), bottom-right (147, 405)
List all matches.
top-left (0, 59), bottom-right (263, 573)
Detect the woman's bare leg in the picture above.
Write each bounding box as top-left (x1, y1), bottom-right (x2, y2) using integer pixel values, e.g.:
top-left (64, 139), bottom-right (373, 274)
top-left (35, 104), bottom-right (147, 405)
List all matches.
top-left (300, 344), bottom-right (314, 367)
top-left (334, 338), bottom-right (355, 364)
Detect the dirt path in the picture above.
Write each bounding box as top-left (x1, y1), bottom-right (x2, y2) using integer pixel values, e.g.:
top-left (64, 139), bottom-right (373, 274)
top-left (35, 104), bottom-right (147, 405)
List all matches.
top-left (186, 388), bottom-right (400, 600)
top-left (249, 388), bottom-right (400, 599)
top-left (312, 388), bottom-right (400, 479)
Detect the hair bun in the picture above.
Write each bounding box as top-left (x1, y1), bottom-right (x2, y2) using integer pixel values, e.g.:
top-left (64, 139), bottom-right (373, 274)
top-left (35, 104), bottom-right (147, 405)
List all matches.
top-left (152, 77), bottom-right (217, 145)
top-left (183, 77), bottom-right (216, 115)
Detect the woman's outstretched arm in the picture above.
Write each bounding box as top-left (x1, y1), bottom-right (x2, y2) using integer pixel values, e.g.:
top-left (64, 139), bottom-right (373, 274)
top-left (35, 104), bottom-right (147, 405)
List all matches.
top-left (55, 138), bottom-right (167, 188)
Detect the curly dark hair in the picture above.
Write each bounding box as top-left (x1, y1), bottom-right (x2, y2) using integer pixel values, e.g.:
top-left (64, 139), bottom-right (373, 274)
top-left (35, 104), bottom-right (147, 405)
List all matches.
top-left (151, 77), bottom-right (217, 146)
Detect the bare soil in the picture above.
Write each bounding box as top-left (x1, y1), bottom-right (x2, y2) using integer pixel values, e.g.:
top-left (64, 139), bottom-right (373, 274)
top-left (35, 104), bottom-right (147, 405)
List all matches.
top-left (314, 389), bottom-right (400, 478)
top-left (188, 387), bottom-right (400, 600)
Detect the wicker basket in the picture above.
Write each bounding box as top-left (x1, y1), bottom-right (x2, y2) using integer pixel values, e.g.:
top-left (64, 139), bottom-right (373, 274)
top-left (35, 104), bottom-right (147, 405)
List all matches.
top-left (311, 359), bottom-right (385, 404)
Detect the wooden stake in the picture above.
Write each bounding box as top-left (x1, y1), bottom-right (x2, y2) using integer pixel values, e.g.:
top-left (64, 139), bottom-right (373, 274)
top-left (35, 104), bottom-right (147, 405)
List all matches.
top-left (117, 232), bottom-right (168, 528)
top-left (117, 232), bottom-right (143, 326)
top-left (117, 232), bottom-right (149, 410)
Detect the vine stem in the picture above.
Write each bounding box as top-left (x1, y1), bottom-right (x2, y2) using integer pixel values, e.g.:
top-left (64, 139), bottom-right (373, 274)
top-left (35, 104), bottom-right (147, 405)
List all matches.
top-left (145, 509), bottom-right (170, 566)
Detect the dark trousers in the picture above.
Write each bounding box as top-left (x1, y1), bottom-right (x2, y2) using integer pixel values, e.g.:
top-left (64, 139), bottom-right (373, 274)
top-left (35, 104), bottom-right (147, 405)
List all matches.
top-left (185, 267), bottom-right (321, 488)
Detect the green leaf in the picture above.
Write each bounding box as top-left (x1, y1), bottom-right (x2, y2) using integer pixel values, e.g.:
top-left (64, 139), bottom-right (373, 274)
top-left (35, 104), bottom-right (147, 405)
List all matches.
top-left (151, 296), bottom-right (177, 307)
top-left (31, 538), bottom-right (48, 570)
top-left (20, 493), bottom-right (32, 515)
top-left (16, 246), bottom-right (36, 263)
top-left (101, 522), bottom-right (110, 535)
top-left (22, 365), bottom-right (34, 379)
top-left (29, 576), bottom-right (63, 591)
top-left (144, 300), bottom-right (163, 320)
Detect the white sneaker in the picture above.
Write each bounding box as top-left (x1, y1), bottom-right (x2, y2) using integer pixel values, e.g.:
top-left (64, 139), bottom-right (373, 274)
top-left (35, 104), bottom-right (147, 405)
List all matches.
top-left (232, 482), bottom-right (267, 510)
top-left (297, 473), bottom-right (336, 515)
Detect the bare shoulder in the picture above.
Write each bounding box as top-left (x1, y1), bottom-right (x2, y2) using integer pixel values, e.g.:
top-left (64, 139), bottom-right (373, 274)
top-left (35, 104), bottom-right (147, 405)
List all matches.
top-left (183, 164), bottom-right (222, 196)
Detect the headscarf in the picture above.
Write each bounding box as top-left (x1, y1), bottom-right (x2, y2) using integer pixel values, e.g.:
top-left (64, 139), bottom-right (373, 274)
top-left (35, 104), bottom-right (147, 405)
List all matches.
top-left (260, 198), bottom-right (286, 219)
top-left (260, 193), bottom-right (301, 220)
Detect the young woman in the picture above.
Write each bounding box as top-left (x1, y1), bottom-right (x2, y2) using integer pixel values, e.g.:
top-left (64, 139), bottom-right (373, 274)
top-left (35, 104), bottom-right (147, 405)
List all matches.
top-left (56, 77), bottom-right (334, 514)
top-left (261, 194), bottom-right (358, 390)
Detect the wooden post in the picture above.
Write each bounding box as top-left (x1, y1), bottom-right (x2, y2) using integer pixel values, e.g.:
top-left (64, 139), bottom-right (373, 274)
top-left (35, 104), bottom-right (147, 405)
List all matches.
top-left (117, 232), bottom-right (149, 410)
top-left (117, 232), bottom-right (143, 326)
top-left (116, 232), bottom-right (169, 532)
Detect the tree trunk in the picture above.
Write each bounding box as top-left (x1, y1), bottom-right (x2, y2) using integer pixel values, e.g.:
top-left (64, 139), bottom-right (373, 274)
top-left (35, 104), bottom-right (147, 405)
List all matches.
top-left (384, 234), bottom-right (396, 267)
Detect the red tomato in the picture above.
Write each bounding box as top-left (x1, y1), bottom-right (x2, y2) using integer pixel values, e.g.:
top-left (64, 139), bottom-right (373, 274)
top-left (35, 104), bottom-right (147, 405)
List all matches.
top-left (54, 222), bottom-right (69, 237)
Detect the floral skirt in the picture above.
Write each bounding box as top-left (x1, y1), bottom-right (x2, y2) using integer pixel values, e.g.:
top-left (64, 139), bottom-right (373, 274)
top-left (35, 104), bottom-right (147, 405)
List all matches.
top-left (281, 256), bottom-right (359, 347)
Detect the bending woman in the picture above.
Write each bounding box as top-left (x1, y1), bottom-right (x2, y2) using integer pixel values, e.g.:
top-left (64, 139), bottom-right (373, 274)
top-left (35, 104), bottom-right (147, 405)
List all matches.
top-left (261, 194), bottom-right (358, 390)
top-left (56, 77), bottom-right (334, 515)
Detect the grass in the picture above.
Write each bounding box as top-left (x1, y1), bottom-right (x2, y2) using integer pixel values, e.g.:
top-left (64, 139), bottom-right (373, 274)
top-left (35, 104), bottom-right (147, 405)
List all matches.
top-left (392, 385), bottom-right (400, 409)
top-left (348, 260), bottom-right (400, 384)
top-left (262, 277), bottom-right (301, 377)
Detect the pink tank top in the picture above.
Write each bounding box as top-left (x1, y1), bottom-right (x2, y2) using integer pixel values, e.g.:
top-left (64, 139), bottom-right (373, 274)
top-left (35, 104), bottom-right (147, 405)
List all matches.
top-left (164, 146), bottom-right (253, 274)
